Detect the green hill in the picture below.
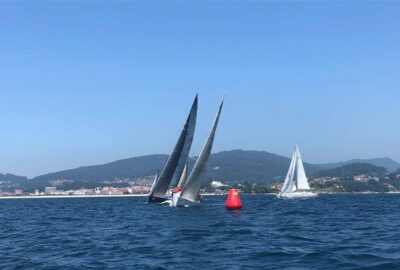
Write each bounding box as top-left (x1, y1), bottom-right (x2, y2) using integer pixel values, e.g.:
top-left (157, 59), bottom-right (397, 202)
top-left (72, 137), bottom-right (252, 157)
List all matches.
top-left (2, 150), bottom-right (397, 192)
top-left (207, 150), bottom-right (319, 183)
top-left (0, 173), bottom-right (29, 192)
top-left (317, 158), bottom-right (400, 172)
top-left (25, 150), bottom-right (320, 190)
top-left (315, 163), bottom-right (388, 178)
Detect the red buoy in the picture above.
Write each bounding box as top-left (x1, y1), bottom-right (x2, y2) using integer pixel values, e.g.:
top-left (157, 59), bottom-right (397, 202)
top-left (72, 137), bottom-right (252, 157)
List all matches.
top-left (226, 188), bottom-right (242, 210)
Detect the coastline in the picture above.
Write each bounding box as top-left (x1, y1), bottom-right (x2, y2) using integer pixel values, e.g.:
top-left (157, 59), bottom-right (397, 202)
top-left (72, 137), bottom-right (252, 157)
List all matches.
top-left (0, 194), bottom-right (148, 200)
top-left (1, 192), bottom-right (399, 200)
top-left (0, 193), bottom-right (225, 200)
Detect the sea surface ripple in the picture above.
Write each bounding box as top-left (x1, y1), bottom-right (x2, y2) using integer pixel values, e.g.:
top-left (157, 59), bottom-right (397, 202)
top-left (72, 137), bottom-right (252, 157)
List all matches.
top-left (1, 194), bottom-right (400, 270)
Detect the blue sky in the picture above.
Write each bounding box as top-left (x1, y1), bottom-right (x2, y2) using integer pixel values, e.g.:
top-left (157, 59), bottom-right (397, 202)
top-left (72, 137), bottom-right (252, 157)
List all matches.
top-left (0, 2), bottom-right (399, 177)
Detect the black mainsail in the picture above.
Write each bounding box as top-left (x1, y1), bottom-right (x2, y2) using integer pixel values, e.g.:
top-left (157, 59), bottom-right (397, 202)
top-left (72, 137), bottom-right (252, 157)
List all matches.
top-left (148, 95), bottom-right (198, 203)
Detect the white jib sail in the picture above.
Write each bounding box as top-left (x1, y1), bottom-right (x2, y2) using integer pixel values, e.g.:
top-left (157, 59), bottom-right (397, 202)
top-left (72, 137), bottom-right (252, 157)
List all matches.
top-left (280, 149), bottom-right (297, 195)
top-left (176, 163), bottom-right (188, 188)
top-left (148, 173), bottom-right (159, 195)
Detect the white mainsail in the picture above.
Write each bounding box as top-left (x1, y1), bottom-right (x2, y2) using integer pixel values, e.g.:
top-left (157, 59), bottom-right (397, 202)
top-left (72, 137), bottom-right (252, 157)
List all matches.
top-left (279, 145), bottom-right (316, 198)
top-left (179, 98), bottom-right (224, 203)
top-left (295, 146), bottom-right (310, 190)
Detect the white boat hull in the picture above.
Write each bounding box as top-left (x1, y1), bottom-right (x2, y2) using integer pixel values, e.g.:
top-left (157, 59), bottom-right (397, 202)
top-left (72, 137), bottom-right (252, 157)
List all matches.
top-left (171, 192), bottom-right (201, 207)
top-left (278, 191), bottom-right (318, 199)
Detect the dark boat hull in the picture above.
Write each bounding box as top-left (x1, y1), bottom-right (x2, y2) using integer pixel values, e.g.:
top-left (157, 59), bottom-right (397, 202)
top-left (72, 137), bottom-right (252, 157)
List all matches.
top-left (148, 195), bottom-right (170, 204)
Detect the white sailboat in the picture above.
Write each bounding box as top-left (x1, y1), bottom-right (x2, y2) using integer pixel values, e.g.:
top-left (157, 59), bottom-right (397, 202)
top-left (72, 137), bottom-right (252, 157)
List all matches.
top-left (171, 98), bottom-right (224, 207)
top-left (278, 145), bottom-right (317, 199)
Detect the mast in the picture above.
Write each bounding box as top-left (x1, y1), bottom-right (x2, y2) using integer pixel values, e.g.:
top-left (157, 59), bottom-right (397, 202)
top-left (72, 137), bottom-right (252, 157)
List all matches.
top-left (148, 95), bottom-right (198, 199)
top-left (180, 98), bottom-right (224, 202)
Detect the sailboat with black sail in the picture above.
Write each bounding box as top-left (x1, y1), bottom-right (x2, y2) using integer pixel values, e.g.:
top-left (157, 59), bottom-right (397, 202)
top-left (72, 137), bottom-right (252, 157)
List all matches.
top-left (147, 95), bottom-right (197, 203)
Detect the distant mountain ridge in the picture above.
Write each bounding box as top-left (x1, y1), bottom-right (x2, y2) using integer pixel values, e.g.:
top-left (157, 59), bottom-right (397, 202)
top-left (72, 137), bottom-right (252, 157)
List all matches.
top-left (317, 158), bottom-right (400, 172)
top-left (0, 173), bottom-right (27, 182)
top-left (207, 150), bottom-right (320, 183)
top-left (316, 163), bottom-right (388, 178)
top-left (29, 150), bottom-right (399, 184)
top-left (1, 150), bottom-right (399, 191)
top-left (33, 154), bottom-right (169, 182)
top-left (28, 150), bottom-right (320, 185)
top-left (0, 173), bottom-right (29, 192)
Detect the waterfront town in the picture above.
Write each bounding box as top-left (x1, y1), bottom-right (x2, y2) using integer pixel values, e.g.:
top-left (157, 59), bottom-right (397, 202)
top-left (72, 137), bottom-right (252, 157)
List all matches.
top-left (0, 178), bottom-right (152, 197)
top-left (0, 179), bottom-right (229, 197)
top-left (1, 170), bottom-right (400, 198)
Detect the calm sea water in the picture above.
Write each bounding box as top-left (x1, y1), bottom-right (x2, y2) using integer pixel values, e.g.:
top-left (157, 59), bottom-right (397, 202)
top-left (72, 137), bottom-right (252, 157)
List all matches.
top-left (1, 194), bottom-right (400, 270)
